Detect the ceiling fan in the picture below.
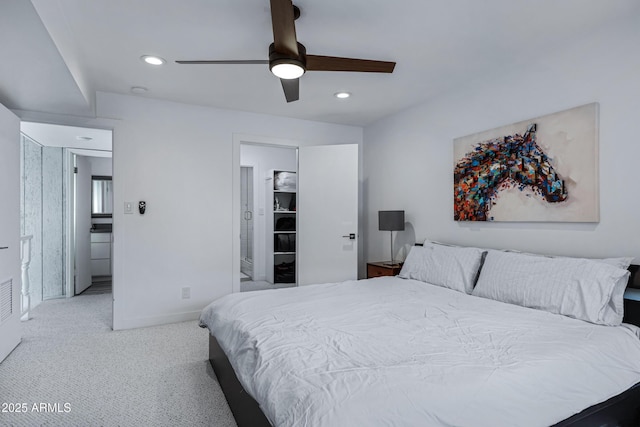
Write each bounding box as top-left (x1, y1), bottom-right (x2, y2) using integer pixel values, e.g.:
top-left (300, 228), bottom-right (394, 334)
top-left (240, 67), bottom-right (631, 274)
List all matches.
top-left (176, 0), bottom-right (396, 102)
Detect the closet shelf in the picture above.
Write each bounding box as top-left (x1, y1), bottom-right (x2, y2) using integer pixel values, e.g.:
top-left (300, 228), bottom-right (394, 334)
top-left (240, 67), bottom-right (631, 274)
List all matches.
top-left (271, 170), bottom-right (297, 284)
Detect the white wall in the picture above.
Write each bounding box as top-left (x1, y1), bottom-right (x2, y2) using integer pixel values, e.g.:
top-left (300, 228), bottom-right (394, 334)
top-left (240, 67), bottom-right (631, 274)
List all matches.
top-left (363, 14), bottom-right (640, 264)
top-left (88, 156), bottom-right (112, 177)
top-left (97, 92), bottom-right (362, 330)
top-left (240, 144), bottom-right (297, 282)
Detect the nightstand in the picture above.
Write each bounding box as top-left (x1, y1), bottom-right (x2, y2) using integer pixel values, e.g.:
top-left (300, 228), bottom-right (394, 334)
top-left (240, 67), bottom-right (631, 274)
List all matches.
top-left (367, 262), bottom-right (403, 278)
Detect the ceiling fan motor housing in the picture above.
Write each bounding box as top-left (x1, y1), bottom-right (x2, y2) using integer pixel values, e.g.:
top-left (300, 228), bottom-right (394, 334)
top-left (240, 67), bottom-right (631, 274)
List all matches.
top-left (269, 42), bottom-right (307, 76)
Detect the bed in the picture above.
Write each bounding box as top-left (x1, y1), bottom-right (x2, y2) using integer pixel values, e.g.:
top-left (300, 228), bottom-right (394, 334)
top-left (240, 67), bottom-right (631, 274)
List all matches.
top-left (200, 244), bottom-right (640, 427)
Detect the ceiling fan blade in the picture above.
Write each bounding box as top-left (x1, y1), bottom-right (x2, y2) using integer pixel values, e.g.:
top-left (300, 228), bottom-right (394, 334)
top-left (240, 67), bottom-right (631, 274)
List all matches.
top-left (306, 55), bottom-right (395, 73)
top-left (270, 0), bottom-right (299, 57)
top-left (175, 60), bottom-right (269, 65)
top-left (280, 78), bottom-right (299, 103)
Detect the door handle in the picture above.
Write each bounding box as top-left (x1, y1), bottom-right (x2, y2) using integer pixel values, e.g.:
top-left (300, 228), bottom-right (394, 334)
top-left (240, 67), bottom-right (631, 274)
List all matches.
top-left (0, 246), bottom-right (8, 250)
top-left (341, 234), bottom-right (356, 240)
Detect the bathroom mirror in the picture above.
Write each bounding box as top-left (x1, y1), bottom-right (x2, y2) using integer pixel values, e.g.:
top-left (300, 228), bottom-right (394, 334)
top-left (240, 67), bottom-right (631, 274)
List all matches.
top-left (92, 175), bottom-right (113, 217)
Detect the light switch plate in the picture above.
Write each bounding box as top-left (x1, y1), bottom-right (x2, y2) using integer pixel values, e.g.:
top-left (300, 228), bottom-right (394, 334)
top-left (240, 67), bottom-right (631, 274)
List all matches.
top-left (124, 202), bottom-right (133, 214)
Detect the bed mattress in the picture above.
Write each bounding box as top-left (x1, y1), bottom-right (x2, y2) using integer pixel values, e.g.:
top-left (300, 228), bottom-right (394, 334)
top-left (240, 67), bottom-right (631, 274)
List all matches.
top-left (199, 277), bottom-right (640, 427)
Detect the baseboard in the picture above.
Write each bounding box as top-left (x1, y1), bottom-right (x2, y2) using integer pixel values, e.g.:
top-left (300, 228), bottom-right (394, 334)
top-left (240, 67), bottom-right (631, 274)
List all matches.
top-left (113, 310), bottom-right (201, 330)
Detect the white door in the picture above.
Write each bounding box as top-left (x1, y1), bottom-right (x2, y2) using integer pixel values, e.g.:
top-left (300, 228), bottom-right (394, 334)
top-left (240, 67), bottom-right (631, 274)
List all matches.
top-left (0, 103), bottom-right (21, 362)
top-left (75, 155), bottom-right (92, 294)
top-left (298, 144), bottom-right (358, 285)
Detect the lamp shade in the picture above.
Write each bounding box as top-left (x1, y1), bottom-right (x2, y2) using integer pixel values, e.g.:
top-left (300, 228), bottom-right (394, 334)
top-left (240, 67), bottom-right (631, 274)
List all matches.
top-left (378, 210), bottom-right (405, 231)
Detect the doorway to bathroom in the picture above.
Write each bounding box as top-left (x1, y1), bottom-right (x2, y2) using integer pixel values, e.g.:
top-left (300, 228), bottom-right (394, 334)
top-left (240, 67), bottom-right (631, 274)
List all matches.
top-left (240, 166), bottom-right (254, 282)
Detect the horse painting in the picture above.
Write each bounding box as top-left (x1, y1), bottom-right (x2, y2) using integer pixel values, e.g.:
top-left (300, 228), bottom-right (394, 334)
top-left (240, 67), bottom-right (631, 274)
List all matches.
top-left (454, 124), bottom-right (567, 221)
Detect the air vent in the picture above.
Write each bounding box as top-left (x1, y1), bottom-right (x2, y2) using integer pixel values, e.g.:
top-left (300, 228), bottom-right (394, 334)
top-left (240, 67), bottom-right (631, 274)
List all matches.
top-left (0, 279), bottom-right (12, 323)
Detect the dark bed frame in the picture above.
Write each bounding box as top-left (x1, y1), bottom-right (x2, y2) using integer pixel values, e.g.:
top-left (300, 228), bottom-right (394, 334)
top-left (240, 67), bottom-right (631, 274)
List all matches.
top-left (208, 264), bottom-right (640, 427)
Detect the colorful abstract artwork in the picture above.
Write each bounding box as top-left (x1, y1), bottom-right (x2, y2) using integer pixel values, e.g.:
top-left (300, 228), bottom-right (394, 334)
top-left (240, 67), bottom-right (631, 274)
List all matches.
top-left (453, 103), bottom-right (599, 222)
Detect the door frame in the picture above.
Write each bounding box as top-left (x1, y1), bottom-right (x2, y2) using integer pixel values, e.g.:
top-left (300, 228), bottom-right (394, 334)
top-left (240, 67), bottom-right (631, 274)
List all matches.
top-left (232, 134), bottom-right (300, 294)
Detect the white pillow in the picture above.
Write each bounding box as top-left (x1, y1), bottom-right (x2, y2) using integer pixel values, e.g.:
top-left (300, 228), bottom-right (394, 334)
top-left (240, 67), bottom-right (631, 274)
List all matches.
top-left (505, 249), bottom-right (633, 271)
top-left (597, 257), bottom-right (634, 270)
top-left (472, 250), bottom-right (630, 325)
top-left (399, 243), bottom-right (485, 294)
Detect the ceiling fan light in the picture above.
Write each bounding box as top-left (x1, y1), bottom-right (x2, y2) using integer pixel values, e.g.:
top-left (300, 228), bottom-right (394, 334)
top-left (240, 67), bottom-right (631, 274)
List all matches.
top-left (271, 62), bottom-right (305, 79)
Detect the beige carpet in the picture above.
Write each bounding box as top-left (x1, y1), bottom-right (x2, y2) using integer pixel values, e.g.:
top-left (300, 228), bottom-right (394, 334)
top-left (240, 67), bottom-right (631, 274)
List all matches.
top-left (0, 293), bottom-right (237, 427)
top-left (240, 280), bottom-right (296, 292)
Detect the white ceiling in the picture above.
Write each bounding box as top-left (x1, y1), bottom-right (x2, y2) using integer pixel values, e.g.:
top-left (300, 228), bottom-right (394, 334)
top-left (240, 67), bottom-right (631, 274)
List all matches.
top-left (2, 0), bottom-right (639, 126)
top-left (21, 122), bottom-right (112, 154)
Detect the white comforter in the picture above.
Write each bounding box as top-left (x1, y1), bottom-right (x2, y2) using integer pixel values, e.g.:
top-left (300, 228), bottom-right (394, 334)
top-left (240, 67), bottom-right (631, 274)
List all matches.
top-left (199, 277), bottom-right (640, 427)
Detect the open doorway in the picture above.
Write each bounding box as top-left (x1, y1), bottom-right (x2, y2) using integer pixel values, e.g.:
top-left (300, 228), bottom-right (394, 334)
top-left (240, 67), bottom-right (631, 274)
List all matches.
top-left (19, 122), bottom-right (112, 316)
top-left (86, 171), bottom-right (113, 294)
top-left (76, 154), bottom-right (113, 295)
top-left (239, 142), bottom-right (298, 292)
top-left (232, 136), bottom-right (360, 294)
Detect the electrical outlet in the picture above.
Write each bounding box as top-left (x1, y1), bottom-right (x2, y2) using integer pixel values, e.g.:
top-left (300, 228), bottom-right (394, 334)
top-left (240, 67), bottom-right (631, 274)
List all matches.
top-left (181, 287), bottom-right (191, 299)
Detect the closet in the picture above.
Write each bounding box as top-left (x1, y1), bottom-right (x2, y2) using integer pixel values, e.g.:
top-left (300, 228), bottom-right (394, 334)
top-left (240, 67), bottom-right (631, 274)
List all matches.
top-left (268, 170), bottom-right (296, 283)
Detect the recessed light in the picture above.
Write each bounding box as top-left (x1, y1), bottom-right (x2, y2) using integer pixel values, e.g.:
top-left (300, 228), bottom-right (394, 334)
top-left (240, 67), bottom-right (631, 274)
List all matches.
top-left (76, 136), bottom-right (93, 141)
top-left (334, 92), bottom-right (351, 99)
top-left (131, 86), bottom-right (148, 94)
top-left (141, 55), bottom-right (166, 66)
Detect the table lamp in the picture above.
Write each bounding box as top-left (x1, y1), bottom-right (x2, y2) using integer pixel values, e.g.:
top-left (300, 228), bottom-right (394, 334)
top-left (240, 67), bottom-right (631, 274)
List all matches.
top-left (378, 210), bottom-right (405, 265)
